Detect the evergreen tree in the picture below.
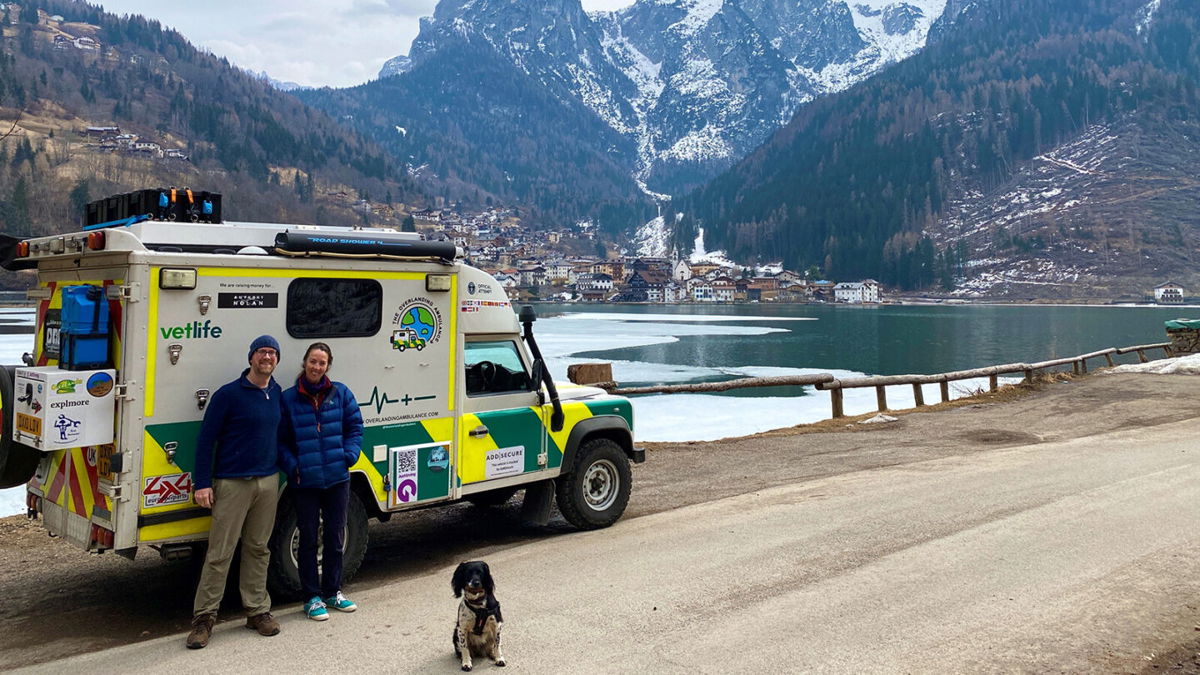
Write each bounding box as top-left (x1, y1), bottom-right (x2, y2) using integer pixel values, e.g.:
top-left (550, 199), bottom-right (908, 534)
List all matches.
top-left (10, 177), bottom-right (29, 235)
top-left (68, 179), bottom-right (90, 220)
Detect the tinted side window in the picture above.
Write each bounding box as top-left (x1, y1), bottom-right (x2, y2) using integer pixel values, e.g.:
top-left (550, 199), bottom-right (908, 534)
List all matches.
top-left (286, 278), bottom-right (382, 338)
top-left (464, 340), bottom-right (531, 395)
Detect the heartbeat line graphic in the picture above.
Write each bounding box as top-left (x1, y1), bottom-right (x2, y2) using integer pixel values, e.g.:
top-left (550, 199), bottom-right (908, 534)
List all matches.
top-left (359, 387), bottom-right (436, 415)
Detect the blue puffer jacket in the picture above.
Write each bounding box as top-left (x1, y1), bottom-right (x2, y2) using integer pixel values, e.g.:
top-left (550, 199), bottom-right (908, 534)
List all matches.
top-left (277, 376), bottom-right (364, 489)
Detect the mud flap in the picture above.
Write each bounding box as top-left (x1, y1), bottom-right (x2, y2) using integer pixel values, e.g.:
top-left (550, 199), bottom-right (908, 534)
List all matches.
top-left (520, 479), bottom-right (554, 526)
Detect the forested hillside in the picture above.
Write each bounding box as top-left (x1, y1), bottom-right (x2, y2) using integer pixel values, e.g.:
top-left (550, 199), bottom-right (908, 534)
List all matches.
top-left (298, 43), bottom-right (656, 234)
top-left (683, 0), bottom-right (1200, 295)
top-left (0, 0), bottom-right (422, 248)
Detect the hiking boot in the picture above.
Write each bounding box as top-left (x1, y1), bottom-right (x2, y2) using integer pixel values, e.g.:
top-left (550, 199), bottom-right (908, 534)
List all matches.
top-left (186, 614), bottom-right (215, 649)
top-left (324, 591), bottom-right (357, 612)
top-left (305, 596), bottom-right (329, 621)
top-left (245, 612), bottom-right (281, 636)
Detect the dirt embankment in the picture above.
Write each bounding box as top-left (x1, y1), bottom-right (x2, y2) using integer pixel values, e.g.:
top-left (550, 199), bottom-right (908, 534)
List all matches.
top-left (1, 372), bottom-right (1199, 671)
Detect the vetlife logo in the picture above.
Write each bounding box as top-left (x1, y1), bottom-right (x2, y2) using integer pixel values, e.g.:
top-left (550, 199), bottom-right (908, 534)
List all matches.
top-left (159, 320), bottom-right (224, 339)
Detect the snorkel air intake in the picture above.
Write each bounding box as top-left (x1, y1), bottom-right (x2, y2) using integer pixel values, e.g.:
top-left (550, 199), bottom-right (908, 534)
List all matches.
top-left (519, 305), bottom-right (563, 432)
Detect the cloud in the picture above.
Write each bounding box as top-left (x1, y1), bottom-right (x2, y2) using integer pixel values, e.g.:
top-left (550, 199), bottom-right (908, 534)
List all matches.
top-left (93, 0), bottom-right (630, 88)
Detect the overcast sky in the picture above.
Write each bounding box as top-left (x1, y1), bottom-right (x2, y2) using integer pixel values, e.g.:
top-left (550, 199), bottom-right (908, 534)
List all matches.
top-left (93, 1), bottom-right (636, 89)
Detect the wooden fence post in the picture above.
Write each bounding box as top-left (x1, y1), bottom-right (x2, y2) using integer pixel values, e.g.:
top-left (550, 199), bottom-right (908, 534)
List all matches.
top-left (875, 385), bottom-right (887, 412)
top-left (831, 388), bottom-right (844, 418)
top-left (912, 383), bottom-right (924, 407)
top-left (988, 374), bottom-right (998, 391)
top-left (1104, 353), bottom-right (1114, 367)
top-left (939, 381), bottom-right (950, 403)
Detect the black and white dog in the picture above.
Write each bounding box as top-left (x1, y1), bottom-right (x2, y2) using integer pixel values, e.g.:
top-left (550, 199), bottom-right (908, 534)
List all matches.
top-left (452, 561), bottom-right (505, 671)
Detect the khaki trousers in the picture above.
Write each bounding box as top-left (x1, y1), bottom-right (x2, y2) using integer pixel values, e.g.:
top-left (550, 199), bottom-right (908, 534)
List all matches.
top-left (193, 475), bottom-right (279, 617)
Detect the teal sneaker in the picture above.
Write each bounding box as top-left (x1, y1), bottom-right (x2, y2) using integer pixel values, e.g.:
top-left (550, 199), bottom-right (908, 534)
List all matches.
top-left (324, 591), bottom-right (357, 612)
top-left (304, 596), bottom-right (329, 621)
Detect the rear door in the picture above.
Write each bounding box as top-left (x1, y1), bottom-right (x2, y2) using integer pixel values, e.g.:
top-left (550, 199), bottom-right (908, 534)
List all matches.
top-left (26, 261), bottom-right (133, 550)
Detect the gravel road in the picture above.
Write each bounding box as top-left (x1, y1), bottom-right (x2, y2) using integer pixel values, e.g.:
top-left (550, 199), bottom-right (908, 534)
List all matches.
top-left (2, 373), bottom-right (1198, 672)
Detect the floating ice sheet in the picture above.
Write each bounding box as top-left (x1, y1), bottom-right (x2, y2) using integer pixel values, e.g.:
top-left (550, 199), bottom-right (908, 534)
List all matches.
top-left (557, 312), bottom-right (817, 323)
top-left (0, 308), bottom-right (1020, 516)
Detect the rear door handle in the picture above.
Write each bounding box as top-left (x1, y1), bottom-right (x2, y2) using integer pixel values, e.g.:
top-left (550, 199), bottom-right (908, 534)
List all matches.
top-left (469, 425), bottom-right (489, 438)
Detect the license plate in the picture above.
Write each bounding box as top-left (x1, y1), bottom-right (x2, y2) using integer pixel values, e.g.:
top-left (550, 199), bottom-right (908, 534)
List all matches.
top-left (16, 412), bottom-right (41, 438)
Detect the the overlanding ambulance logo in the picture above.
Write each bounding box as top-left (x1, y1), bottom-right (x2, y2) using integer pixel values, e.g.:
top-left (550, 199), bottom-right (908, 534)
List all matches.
top-left (391, 299), bottom-right (442, 352)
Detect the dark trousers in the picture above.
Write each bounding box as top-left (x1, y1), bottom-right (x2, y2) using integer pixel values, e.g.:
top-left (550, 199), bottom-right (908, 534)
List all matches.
top-left (294, 480), bottom-right (349, 599)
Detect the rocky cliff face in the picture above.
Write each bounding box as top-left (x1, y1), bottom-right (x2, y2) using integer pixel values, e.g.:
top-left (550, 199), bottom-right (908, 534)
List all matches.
top-left (386, 0), bottom-right (947, 195)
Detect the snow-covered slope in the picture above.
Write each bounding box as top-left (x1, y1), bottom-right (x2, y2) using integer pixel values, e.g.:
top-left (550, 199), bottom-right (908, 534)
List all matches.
top-left (394, 0), bottom-right (948, 195)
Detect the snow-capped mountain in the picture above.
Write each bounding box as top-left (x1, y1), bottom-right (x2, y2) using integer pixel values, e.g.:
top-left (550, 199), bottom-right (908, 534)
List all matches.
top-left (245, 68), bottom-right (310, 92)
top-left (378, 54), bottom-right (412, 79)
top-left (389, 0), bottom-right (947, 194)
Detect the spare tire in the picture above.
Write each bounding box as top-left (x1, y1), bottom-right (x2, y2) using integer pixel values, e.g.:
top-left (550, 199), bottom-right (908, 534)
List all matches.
top-left (0, 365), bottom-right (42, 488)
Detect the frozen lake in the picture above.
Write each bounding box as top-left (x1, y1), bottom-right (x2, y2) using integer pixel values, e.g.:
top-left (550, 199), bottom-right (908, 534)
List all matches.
top-left (2, 302), bottom-right (1186, 517)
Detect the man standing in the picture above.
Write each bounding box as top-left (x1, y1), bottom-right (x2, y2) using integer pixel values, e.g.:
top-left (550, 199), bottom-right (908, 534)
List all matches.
top-left (186, 335), bottom-right (285, 649)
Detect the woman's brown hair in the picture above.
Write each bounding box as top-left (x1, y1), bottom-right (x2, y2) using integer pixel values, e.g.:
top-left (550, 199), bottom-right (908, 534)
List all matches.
top-left (304, 341), bottom-right (333, 366)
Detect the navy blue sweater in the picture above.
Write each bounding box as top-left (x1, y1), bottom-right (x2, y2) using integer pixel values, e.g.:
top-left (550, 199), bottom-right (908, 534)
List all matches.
top-left (194, 369), bottom-right (283, 490)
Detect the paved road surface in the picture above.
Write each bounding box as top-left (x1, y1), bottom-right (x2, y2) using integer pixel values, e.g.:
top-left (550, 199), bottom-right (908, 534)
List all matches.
top-left (23, 412), bottom-right (1200, 673)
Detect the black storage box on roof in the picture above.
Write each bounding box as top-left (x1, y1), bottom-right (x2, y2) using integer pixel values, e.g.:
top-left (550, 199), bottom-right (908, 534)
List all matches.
top-left (126, 189), bottom-right (158, 219)
top-left (167, 188), bottom-right (221, 223)
top-left (84, 188), bottom-right (222, 227)
top-left (195, 190), bottom-right (222, 223)
top-left (105, 195), bottom-right (123, 221)
top-left (84, 201), bottom-right (102, 228)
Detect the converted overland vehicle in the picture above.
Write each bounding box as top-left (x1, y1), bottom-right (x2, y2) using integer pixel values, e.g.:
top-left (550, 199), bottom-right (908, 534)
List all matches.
top-left (0, 192), bottom-right (641, 596)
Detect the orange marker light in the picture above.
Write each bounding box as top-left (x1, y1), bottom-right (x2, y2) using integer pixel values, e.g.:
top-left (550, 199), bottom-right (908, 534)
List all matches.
top-left (86, 232), bottom-right (106, 250)
top-left (15, 241), bottom-right (29, 257)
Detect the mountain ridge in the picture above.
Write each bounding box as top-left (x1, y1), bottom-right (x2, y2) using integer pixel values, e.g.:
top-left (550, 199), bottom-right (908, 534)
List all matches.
top-left (302, 0), bottom-right (947, 226)
top-left (679, 0), bottom-right (1200, 298)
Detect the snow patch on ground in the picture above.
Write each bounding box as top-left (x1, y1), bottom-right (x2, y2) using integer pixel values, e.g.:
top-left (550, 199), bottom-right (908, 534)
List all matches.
top-left (1105, 353), bottom-right (1200, 375)
top-left (633, 214), bottom-right (670, 257)
top-left (667, 0), bottom-right (725, 37)
top-left (689, 227), bottom-right (737, 266)
top-left (1136, 0), bottom-right (1161, 35)
top-left (849, 0), bottom-right (947, 63)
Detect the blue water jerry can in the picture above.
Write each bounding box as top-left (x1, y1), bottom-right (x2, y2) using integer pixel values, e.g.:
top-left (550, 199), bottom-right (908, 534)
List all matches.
top-left (61, 285), bottom-right (109, 333)
top-left (60, 285), bottom-right (111, 370)
top-left (61, 334), bottom-right (110, 370)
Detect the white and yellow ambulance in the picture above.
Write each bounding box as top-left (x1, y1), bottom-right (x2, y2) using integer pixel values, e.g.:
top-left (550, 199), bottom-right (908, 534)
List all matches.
top-left (0, 204), bottom-right (641, 596)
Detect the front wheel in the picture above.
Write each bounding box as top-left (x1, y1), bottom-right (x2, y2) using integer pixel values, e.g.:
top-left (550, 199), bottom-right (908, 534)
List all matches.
top-left (267, 489), bottom-right (369, 600)
top-left (555, 438), bottom-right (631, 530)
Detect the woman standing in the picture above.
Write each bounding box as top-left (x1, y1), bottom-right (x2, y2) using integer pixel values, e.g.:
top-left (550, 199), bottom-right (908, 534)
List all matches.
top-left (278, 342), bottom-right (364, 620)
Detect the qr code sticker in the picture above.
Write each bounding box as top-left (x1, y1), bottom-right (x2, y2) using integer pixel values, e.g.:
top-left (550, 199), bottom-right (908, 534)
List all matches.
top-left (394, 448), bottom-right (417, 477)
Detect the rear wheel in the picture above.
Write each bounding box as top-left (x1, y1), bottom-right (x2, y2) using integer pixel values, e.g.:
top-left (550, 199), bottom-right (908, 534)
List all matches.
top-left (267, 489), bottom-right (369, 600)
top-left (0, 365), bottom-right (41, 489)
top-left (555, 438), bottom-right (631, 530)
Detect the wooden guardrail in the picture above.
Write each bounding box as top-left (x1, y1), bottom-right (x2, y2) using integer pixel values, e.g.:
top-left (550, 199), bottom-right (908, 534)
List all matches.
top-left (588, 341), bottom-right (1174, 419)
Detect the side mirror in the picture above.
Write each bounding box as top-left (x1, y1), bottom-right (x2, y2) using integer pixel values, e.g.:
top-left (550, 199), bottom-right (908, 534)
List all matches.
top-left (529, 359), bottom-right (545, 391)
